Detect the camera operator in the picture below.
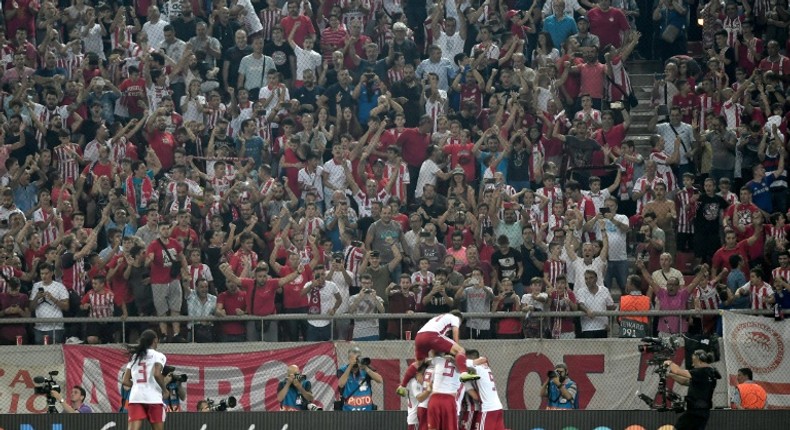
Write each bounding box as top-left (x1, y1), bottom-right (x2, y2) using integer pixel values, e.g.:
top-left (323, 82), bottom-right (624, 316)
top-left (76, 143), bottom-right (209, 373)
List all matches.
top-left (163, 371), bottom-right (186, 412)
top-left (663, 350), bottom-right (721, 430)
top-left (50, 386), bottom-right (93, 413)
top-left (337, 346), bottom-right (383, 411)
top-left (540, 363), bottom-right (578, 410)
top-left (196, 400), bottom-right (210, 412)
top-left (277, 365), bottom-right (315, 411)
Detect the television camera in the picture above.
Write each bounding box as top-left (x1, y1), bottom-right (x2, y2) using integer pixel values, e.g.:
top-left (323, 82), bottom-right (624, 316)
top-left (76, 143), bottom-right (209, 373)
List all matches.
top-left (33, 371), bottom-right (61, 414)
top-left (636, 336), bottom-right (685, 412)
top-left (206, 396), bottom-right (237, 411)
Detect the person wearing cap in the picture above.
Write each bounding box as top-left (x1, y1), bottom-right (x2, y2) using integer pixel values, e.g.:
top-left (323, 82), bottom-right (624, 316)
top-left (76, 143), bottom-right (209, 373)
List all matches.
top-left (540, 363), bottom-right (578, 409)
top-left (572, 16), bottom-right (599, 48)
top-left (385, 21), bottom-right (419, 67)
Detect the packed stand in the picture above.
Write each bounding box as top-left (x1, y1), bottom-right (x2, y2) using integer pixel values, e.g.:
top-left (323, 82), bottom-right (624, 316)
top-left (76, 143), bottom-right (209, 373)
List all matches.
top-left (0, 0), bottom-right (786, 344)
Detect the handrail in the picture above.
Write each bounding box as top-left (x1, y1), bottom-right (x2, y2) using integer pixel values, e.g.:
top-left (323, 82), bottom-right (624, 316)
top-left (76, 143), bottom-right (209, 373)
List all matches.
top-left (0, 309), bottom-right (779, 325)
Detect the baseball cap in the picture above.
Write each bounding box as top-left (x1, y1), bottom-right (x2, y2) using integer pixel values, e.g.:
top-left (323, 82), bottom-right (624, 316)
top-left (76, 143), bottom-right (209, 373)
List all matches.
top-left (393, 22), bottom-right (407, 31)
top-left (505, 10), bottom-right (520, 20)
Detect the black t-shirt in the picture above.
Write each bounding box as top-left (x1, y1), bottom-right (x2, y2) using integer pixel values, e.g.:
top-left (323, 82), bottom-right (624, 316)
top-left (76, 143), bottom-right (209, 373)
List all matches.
top-left (7, 130), bottom-right (37, 162)
top-left (293, 85), bottom-right (324, 112)
top-left (492, 248), bottom-right (523, 281)
top-left (686, 366), bottom-right (720, 410)
top-left (508, 148), bottom-right (531, 181)
top-left (264, 41), bottom-right (295, 80)
top-left (694, 194), bottom-right (729, 234)
top-left (390, 80), bottom-right (423, 127)
top-left (520, 245), bottom-right (546, 285)
top-left (323, 83), bottom-right (355, 118)
top-left (223, 46), bottom-right (253, 88)
top-left (172, 17), bottom-right (199, 41)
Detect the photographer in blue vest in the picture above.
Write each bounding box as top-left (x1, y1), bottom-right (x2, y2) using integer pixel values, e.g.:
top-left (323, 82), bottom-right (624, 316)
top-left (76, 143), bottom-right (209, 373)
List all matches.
top-left (277, 365), bottom-right (314, 411)
top-left (336, 346), bottom-right (383, 411)
top-left (540, 363), bottom-right (579, 409)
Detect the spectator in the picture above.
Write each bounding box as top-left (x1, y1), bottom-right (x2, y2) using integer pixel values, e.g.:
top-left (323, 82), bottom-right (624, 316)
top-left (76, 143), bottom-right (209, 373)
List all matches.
top-left (185, 278), bottom-right (217, 343)
top-left (0, 278), bottom-right (30, 345)
top-left (348, 274), bottom-right (386, 341)
top-left (455, 269), bottom-right (494, 338)
top-left (30, 262), bottom-right (69, 344)
top-left (492, 277), bottom-right (522, 339)
top-left (575, 270), bottom-right (616, 338)
top-left (300, 265), bottom-right (343, 341)
top-left (145, 222), bottom-right (189, 342)
top-left (543, 1), bottom-right (579, 50)
top-left (546, 275), bottom-right (578, 339)
top-left (385, 274), bottom-right (417, 339)
top-left (730, 367), bottom-right (767, 410)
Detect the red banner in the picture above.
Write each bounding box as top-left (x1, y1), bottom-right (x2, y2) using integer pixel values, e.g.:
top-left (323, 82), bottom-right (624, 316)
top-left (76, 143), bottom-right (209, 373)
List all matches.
top-left (63, 343), bottom-right (338, 412)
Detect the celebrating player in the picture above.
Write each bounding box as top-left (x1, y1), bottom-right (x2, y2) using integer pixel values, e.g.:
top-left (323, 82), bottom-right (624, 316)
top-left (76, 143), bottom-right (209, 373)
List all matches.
top-left (122, 330), bottom-right (168, 430)
top-left (407, 362), bottom-right (432, 430)
top-left (397, 310), bottom-right (478, 397)
top-left (466, 350), bottom-right (506, 430)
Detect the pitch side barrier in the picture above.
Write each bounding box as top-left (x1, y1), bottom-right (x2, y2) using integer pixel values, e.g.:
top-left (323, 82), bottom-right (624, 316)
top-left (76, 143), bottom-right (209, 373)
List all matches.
top-left (2, 410), bottom-right (789, 430)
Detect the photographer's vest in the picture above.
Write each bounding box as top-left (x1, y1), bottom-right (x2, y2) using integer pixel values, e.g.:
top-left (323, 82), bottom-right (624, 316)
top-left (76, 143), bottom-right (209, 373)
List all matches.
top-left (735, 382), bottom-right (767, 409)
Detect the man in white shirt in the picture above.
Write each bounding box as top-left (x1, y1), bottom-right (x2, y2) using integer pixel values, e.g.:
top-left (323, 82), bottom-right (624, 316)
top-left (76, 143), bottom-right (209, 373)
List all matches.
top-left (565, 225), bottom-right (608, 287)
top-left (142, 6), bottom-right (170, 49)
top-left (432, 2), bottom-right (467, 62)
top-left (416, 146), bottom-right (452, 199)
top-left (600, 197), bottom-right (631, 292)
top-left (467, 350), bottom-right (507, 430)
top-left (326, 254), bottom-right (354, 340)
top-left (30, 263), bottom-right (70, 344)
top-left (575, 270), bottom-right (616, 338)
top-left (301, 265), bottom-right (343, 341)
top-left (651, 106), bottom-right (696, 177)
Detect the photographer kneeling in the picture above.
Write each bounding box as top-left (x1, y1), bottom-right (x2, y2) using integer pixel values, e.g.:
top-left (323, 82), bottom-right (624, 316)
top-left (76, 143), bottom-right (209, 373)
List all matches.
top-left (50, 386), bottom-right (93, 413)
top-left (540, 363), bottom-right (578, 410)
top-left (162, 367), bottom-right (187, 412)
top-left (337, 347), bottom-right (382, 411)
top-left (663, 350), bottom-right (721, 430)
top-left (277, 365), bottom-right (315, 411)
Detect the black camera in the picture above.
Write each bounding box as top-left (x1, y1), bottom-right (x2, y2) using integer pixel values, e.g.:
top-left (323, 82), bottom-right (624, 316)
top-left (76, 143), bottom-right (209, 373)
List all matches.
top-left (504, 291), bottom-right (514, 297)
top-left (547, 370), bottom-right (557, 379)
top-left (358, 357), bottom-right (371, 366)
top-left (207, 396), bottom-right (237, 412)
top-left (33, 371), bottom-right (61, 396)
top-left (294, 373), bottom-right (307, 382)
top-left (163, 365), bottom-right (188, 383)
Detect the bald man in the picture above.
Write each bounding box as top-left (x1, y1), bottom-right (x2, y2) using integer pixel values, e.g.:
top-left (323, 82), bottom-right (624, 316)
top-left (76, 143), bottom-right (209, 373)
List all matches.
top-left (277, 365), bottom-right (314, 410)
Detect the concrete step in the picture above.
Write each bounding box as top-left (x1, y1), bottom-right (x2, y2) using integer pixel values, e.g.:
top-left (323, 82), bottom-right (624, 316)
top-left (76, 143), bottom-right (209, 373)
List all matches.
top-left (629, 73), bottom-right (656, 88)
top-left (625, 60), bottom-right (663, 74)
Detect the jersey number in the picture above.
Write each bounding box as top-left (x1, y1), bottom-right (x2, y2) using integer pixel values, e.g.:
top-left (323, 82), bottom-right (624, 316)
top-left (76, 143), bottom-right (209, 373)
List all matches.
top-left (442, 360), bottom-right (455, 377)
top-left (136, 362), bottom-right (148, 383)
top-left (488, 372), bottom-right (496, 391)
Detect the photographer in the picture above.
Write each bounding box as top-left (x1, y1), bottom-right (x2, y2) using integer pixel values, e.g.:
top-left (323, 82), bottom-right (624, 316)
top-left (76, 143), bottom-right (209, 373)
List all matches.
top-left (50, 386), bottom-right (93, 413)
top-left (196, 400), bottom-right (210, 412)
top-left (663, 350), bottom-right (721, 430)
top-left (337, 346), bottom-right (383, 411)
top-left (277, 365), bottom-right (314, 411)
top-left (163, 371), bottom-right (187, 412)
top-left (540, 363), bottom-right (578, 410)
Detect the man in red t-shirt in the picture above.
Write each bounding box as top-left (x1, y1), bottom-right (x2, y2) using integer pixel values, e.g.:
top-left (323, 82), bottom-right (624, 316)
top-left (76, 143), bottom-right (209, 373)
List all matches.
top-left (723, 187), bottom-right (760, 241)
top-left (396, 115), bottom-right (433, 203)
top-left (586, 0), bottom-right (630, 49)
top-left (270, 236), bottom-right (317, 341)
top-left (145, 223), bottom-right (188, 341)
top-left (711, 229), bottom-right (756, 278)
top-left (118, 66), bottom-right (148, 119)
top-left (216, 277), bottom-right (248, 342)
top-left (220, 261), bottom-right (301, 341)
top-left (144, 113), bottom-right (177, 170)
top-left (280, 0), bottom-right (315, 47)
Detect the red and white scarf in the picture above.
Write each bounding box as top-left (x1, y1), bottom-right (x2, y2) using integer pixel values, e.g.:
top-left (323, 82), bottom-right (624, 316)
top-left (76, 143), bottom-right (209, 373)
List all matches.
top-left (126, 175), bottom-right (155, 209)
top-left (308, 283), bottom-right (323, 315)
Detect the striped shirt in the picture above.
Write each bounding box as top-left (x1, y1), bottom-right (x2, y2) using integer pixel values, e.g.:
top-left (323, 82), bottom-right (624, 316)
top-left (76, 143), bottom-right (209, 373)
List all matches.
top-left (320, 27), bottom-right (348, 62)
top-left (0, 266), bottom-right (23, 293)
top-left (411, 271), bottom-right (435, 287)
top-left (259, 8), bottom-right (284, 41)
top-left (302, 217), bottom-right (325, 237)
top-left (675, 187), bottom-right (698, 234)
top-left (737, 281), bottom-right (774, 310)
top-left (387, 67), bottom-right (404, 85)
top-left (33, 207), bottom-right (59, 246)
top-left (632, 176), bottom-right (662, 214)
top-left (543, 259), bottom-right (566, 287)
top-left (771, 266), bottom-right (790, 287)
top-left (384, 162), bottom-right (410, 203)
top-left (650, 150), bottom-right (676, 191)
top-left (693, 281), bottom-right (721, 310)
top-left (82, 288), bottom-right (115, 319)
top-left (343, 245), bottom-right (365, 287)
top-left (54, 144), bottom-right (82, 185)
top-left (606, 55), bottom-right (631, 102)
top-left (536, 186), bottom-right (563, 223)
top-left (187, 264), bottom-right (214, 291)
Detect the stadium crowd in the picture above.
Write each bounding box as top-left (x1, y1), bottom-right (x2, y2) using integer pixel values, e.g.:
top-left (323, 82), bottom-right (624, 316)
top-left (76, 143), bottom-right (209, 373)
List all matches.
top-left (0, 0), bottom-right (788, 345)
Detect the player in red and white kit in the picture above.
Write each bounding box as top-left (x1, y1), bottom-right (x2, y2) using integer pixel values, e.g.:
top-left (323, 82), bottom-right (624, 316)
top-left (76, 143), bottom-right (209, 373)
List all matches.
top-left (397, 310), bottom-right (479, 397)
top-left (466, 350), bottom-right (506, 430)
top-left (427, 354), bottom-right (465, 430)
top-left (416, 363), bottom-right (434, 430)
top-left (122, 330), bottom-right (167, 430)
top-left (407, 363), bottom-right (432, 430)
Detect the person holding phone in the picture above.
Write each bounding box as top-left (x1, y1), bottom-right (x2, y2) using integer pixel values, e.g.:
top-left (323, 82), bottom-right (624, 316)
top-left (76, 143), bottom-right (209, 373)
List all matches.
top-left (30, 263), bottom-right (69, 344)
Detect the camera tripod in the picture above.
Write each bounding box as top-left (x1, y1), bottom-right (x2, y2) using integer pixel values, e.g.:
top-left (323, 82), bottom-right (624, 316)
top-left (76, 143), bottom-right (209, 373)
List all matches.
top-left (46, 396), bottom-right (59, 414)
top-left (638, 364), bottom-right (685, 412)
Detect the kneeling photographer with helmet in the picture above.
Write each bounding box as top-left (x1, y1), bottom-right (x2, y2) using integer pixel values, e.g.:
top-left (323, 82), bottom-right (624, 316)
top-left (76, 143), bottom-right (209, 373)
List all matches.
top-left (277, 365), bottom-right (315, 411)
top-left (540, 363), bottom-right (578, 410)
top-left (663, 350), bottom-right (722, 430)
top-left (336, 346), bottom-right (382, 411)
top-left (162, 365), bottom-right (187, 412)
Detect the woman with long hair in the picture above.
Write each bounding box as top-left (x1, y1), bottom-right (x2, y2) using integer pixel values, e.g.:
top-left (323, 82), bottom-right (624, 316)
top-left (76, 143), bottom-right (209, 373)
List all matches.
top-left (531, 32), bottom-right (559, 68)
top-left (335, 106), bottom-right (363, 143)
top-left (122, 329), bottom-right (167, 430)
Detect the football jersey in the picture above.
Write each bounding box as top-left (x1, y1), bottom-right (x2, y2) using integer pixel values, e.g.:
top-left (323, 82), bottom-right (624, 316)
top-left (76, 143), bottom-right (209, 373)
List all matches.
top-left (420, 365), bottom-right (434, 408)
top-left (127, 349), bottom-right (167, 404)
top-left (431, 356), bottom-right (464, 395)
top-left (418, 313), bottom-right (460, 336)
top-left (470, 363), bottom-right (503, 412)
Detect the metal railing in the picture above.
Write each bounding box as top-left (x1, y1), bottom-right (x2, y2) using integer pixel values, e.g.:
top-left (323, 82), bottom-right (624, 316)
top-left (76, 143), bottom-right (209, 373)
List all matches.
top-left (2, 309), bottom-right (780, 343)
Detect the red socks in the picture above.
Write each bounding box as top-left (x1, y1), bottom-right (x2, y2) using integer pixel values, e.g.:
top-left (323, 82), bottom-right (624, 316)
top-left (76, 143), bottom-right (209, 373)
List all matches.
top-left (456, 352), bottom-right (468, 373)
top-left (401, 362), bottom-right (418, 387)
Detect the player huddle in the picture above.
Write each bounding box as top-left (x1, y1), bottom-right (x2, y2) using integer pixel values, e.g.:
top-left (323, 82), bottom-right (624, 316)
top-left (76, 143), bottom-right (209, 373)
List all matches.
top-left (398, 311), bottom-right (507, 430)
